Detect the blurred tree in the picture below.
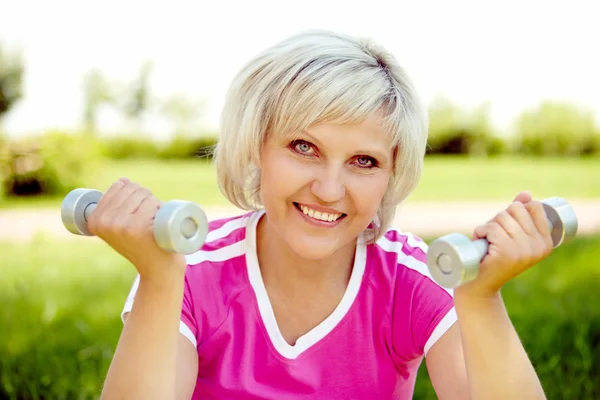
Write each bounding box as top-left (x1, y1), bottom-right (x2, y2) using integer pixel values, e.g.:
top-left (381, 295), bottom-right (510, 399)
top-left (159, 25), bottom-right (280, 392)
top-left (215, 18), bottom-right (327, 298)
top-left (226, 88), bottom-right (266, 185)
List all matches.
top-left (514, 102), bottom-right (599, 156)
top-left (468, 102), bottom-right (504, 155)
top-left (0, 43), bottom-right (24, 123)
top-left (117, 60), bottom-right (154, 133)
top-left (81, 68), bottom-right (113, 135)
top-left (427, 96), bottom-right (499, 156)
top-left (160, 94), bottom-right (208, 136)
top-left (427, 96), bottom-right (464, 153)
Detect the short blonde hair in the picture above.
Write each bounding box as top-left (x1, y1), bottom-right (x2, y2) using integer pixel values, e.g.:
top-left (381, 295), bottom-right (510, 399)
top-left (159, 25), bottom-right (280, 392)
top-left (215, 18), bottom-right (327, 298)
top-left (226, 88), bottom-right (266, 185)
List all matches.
top-left (213, 29), bottom-right (428, 240)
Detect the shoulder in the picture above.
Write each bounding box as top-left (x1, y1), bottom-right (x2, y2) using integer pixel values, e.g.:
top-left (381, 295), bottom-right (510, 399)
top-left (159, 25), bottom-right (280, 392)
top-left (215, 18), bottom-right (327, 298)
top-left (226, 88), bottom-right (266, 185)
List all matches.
top-left (365, 225), bottom-right (453, 318)
top-left (371, 227), bottom-right (456, 358)
top-left (185, 210), bottom-right (256, 266)
top-left (182, 210), bottom-right (259, 304)
top-left (366, 226), bottom-right (431, 285)
top-left (186, 212), bottom-right (255, 265)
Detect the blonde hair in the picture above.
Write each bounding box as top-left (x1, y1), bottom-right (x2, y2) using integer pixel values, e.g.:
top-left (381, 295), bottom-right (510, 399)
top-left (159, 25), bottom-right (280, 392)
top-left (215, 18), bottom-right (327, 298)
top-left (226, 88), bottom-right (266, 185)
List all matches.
top-left (213, 29), bottom-right (428, 240)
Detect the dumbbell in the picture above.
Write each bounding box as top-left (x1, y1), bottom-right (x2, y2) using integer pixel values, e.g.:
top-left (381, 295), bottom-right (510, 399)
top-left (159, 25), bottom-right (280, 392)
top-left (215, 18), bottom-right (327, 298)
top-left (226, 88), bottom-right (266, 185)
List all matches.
top-left (61, 188), bottom-right (209, 255)
top-left (427, 197), bottom-right (578, 289)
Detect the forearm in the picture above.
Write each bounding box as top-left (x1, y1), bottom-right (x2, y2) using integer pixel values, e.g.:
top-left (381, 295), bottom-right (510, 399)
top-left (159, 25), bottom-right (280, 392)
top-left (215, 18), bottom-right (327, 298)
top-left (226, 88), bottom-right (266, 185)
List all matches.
top-left (454, 289), bottom-right (546, 400)
top-left (101, 271), bottom-right (185, 400)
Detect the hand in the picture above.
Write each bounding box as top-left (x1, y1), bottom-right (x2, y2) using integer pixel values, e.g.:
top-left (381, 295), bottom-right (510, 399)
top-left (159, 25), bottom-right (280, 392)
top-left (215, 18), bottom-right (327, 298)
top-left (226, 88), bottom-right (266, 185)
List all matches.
top-left (457, 191), bottom-right (554, 298)
top-left (87, 177), bottom-right (187, 283)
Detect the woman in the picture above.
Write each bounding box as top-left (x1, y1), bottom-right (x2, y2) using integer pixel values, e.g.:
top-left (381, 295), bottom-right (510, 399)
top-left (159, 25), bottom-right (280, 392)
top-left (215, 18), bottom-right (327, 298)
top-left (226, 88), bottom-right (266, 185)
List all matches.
top-left (92, 30), bottom-right (550, 399)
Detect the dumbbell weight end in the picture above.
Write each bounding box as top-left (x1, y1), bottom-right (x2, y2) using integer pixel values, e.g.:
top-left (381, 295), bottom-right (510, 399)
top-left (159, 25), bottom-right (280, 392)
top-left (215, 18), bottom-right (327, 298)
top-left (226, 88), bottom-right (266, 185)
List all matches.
top-left (153, 200), bottom-right (209, 255)
top-left (61, 188), bottom-right (103, 236)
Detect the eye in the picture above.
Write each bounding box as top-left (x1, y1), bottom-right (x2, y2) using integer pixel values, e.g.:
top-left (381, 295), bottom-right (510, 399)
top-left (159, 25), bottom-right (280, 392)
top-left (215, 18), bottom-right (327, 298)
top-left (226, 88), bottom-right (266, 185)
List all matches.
top-left (354, 156), bottom-right (377, 168)
top-left (291, 140), bottom-right (315, 155)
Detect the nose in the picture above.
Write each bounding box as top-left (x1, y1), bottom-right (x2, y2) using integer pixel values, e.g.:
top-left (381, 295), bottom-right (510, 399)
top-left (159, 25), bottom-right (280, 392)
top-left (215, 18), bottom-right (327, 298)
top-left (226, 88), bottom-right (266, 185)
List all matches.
top-left (310, 164), bottom-right (346, 203)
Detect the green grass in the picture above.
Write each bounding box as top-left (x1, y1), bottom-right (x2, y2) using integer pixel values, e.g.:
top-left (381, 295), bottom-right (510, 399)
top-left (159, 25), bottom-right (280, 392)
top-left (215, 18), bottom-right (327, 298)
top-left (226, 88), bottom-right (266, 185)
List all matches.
top-left (1, 234), bottom-right (599, 399)
top-left (2, 155), bottom-right (599, 209)
top-left (412, 155), bottom-right (600, 201)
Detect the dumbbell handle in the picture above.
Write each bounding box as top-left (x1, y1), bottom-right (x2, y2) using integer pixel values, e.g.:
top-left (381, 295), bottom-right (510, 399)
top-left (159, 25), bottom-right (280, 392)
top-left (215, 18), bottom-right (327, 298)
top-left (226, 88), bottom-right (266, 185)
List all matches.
top-left (82, 202), bottom-right (198, 239)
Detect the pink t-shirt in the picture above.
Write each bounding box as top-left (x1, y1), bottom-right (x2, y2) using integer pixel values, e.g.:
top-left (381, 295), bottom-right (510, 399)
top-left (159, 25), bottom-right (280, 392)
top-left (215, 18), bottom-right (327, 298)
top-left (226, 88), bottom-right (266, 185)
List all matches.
top-left (122, 209), bottom-right (457, 399)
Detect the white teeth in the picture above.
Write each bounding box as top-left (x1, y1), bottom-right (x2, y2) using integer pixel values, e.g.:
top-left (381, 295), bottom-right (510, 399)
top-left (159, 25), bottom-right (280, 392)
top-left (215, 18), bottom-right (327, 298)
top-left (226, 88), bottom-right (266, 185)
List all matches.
top-left (299, 204), bottom-right (342, 222)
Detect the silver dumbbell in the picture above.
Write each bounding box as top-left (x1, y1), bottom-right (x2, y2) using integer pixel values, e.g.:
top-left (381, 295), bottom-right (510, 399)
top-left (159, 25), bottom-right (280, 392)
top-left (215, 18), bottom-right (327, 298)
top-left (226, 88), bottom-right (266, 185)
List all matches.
top-left (61, 188), bottom-right (209, 255)
top-left (427, 197), bottom-right (578, 289)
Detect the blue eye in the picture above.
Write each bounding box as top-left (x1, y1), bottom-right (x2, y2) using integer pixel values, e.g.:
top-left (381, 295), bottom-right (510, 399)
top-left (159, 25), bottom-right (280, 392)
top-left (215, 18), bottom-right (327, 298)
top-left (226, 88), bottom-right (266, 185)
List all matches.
top-left (291, 140), bottom-right (315, 155)
top-left (297, 142), bottom-right (312, 153)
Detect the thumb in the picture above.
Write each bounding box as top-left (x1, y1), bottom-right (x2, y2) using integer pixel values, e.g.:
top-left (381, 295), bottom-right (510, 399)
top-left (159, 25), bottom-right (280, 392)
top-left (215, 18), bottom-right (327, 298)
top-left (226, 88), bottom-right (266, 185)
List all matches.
top-left (513, 190), bottom-right (532, 204)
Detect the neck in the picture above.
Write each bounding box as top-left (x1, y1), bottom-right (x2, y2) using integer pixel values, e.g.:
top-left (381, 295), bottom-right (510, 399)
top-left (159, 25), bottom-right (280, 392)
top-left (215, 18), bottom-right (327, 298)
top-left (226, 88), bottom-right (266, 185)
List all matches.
top-left (256, 214), bottom-right (356, 290)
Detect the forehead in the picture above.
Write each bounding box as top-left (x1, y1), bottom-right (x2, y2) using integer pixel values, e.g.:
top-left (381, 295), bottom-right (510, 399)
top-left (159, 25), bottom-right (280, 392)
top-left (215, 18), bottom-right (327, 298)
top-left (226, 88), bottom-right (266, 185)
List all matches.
top-left (304, 114), bottom-right (394, 150)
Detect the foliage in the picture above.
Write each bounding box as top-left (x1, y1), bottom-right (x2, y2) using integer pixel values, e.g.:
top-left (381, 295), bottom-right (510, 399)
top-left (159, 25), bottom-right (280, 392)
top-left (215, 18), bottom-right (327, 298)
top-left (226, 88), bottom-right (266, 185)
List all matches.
top-left (512, 101), bottom-right (600, 156)
top-left (112, 61), bottom-right (155, 134)
top-left (98, 135), bottom-right (161, 160)
top-left (156, 134), bottom-right (217, 160)
top-left (0, 131), bottom-right (103, 197)
top-left (98, 134), bottom-right (218, 160)
top-left (0, 44), bottom-right (25, 122)
top-left (425, 97), bottom-right (599, 157)
top-left (426, 97), bottom-right (504, 156)
top-left (82, 69), bottom-right (114, 134)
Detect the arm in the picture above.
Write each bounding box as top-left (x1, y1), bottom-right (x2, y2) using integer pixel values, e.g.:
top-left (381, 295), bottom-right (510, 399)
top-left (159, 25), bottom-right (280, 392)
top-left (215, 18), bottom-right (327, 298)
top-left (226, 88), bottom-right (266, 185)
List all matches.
top-left (427, 192), bottom-right (551, 399)
top-left (426, 291), bottom-right (545, 400)
top-left (83, 178), bottom-right (199, 399)
top-left (455, 288), bottom-right (544, 399)
top-left (101, 273), bottom-right (198, 400)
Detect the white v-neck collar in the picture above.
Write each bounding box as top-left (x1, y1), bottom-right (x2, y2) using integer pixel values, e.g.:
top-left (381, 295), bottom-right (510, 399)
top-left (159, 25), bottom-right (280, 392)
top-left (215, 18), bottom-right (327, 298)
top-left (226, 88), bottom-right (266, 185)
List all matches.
top-left (245, 209), bottom-right (367, 360)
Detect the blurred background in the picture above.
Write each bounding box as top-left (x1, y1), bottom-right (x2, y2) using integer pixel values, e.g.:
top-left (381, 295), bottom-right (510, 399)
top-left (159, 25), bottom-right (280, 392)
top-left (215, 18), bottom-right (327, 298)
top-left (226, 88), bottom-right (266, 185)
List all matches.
top-left (0, 0), bottom-right (599, 399)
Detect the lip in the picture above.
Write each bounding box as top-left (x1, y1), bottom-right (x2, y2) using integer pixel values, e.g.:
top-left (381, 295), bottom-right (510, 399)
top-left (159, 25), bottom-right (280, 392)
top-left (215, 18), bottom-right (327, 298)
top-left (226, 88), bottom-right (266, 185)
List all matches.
top-left (294, 202), bottom-right (345, 215)
top-left (293, 202), bottom-right (347, 228)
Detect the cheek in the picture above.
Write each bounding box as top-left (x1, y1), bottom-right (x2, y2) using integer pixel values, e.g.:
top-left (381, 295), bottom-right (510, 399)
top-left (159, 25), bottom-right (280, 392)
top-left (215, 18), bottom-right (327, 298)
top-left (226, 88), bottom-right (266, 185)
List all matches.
top-left (260, 154), bottom-right (308, 202)
top-left (348, 175), bottom-right (390, 213)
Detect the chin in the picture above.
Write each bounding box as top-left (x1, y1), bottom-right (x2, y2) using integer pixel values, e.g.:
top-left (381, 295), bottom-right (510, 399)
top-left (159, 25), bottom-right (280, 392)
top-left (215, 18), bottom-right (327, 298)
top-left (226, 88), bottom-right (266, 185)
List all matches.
top-left (284, 230), bottom-right (350, 261)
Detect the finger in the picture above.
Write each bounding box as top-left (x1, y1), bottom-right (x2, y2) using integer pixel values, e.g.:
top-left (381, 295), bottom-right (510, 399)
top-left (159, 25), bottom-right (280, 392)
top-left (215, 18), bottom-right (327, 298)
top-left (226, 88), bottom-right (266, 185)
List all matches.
top-left (126, 196), bottom-right (161, 238)
top-left (104, 189), bottom-right (154, 236)
top-left (88, 179), bottom-right (129, 234)
top-left (473, 220), bottom-right (510, 243)
top-left (506, 201), bottom-right (537, 236)
top-left (95, 178), bottom-right (129, 212)
top-left (106, 182), bottom-right (146, 213)
top-left (133, 194), bottom-right (161, 219)
top-left (526, 201), bottom-right (553, 245)
top-left (512, 190), bottom-right (532, 204)
top-left (493, 210), bottom-right (524, 240)
top-left (473, 221), bottom-right (512, 260)
top-left (125, 187), bottom-right (154, 215)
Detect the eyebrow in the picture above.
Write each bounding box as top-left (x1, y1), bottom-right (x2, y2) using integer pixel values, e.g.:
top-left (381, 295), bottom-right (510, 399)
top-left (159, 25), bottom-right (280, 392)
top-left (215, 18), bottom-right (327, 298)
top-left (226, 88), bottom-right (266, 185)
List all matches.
top-left (301, 130), bottom-right (391, 164)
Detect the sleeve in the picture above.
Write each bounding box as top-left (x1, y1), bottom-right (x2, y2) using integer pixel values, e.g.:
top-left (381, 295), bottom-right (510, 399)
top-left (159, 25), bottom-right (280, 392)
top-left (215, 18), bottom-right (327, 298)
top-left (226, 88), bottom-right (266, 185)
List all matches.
top-left (120, 272), bottom-right (199, 348)
top-left (392, 240), bottom-right (458, 360)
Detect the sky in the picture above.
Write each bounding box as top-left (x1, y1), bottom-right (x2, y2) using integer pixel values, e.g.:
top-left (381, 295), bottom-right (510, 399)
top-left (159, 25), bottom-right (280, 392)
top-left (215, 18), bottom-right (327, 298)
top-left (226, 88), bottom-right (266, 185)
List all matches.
top-left (1, 0), bottom-right (599, 139)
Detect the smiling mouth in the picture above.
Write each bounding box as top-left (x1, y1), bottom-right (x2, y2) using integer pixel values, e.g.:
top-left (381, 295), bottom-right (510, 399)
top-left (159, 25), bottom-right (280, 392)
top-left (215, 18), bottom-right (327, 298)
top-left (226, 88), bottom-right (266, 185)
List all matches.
top-left (293, 202), bottom-right (347, 223)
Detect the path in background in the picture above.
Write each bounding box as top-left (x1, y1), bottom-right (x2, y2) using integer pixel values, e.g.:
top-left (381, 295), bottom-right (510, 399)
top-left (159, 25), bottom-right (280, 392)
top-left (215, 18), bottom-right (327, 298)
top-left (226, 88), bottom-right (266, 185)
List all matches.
top-left (1, 200), bottom-right (599, 242)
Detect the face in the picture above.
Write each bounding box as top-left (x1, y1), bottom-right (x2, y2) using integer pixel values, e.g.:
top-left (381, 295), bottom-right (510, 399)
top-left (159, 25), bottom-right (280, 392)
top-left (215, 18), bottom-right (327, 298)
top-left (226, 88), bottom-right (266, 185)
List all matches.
top-left (258, 114), bottom-right (394, 261)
